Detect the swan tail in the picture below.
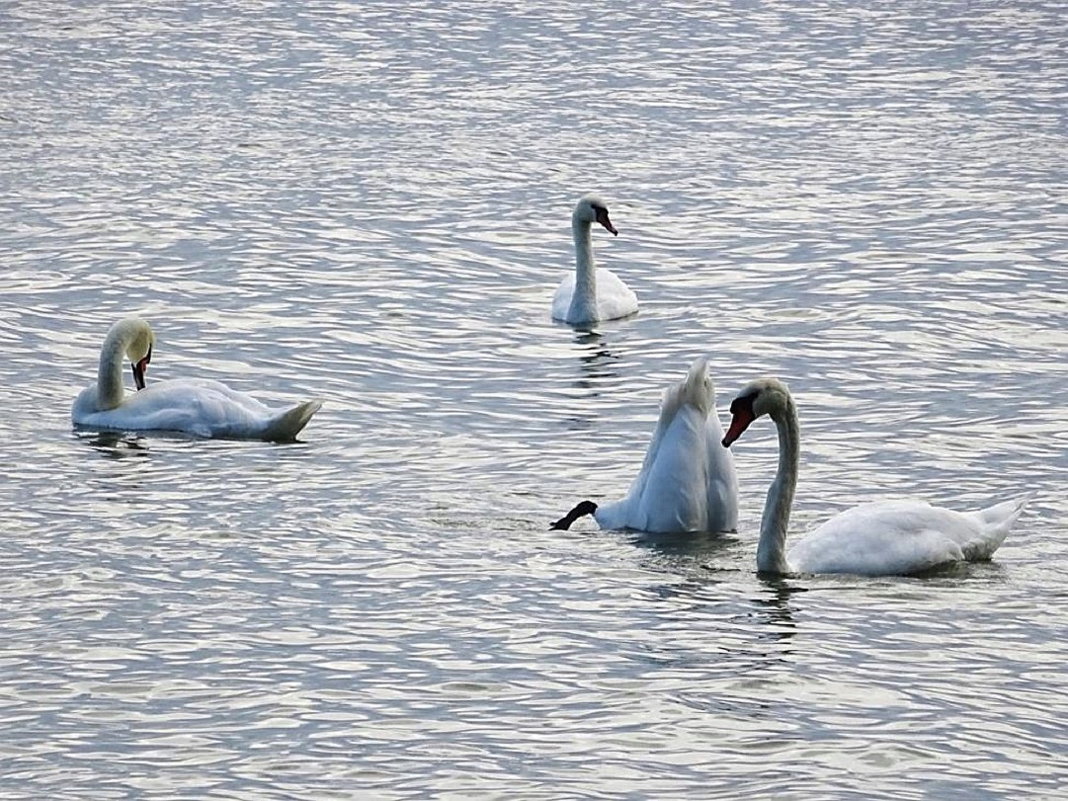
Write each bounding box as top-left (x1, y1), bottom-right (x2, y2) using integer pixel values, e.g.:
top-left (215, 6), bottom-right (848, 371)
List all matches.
top-left (659, 357), bottom-right (714, 424)
top-left (262, 399), bottom-right (323, 442)
top-left (962, 494), bottom-right (1031, 561)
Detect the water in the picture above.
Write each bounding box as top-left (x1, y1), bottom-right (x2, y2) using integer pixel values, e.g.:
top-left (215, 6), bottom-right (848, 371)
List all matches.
top-left (1, 1), bottom-right (1066, 798)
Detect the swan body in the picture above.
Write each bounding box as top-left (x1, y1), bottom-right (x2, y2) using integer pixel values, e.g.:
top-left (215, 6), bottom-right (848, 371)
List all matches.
top-left (722, 377), bottom-right (1028, 576)
top-left (551, 357), bottom-right (738, 533)
top-left (72, 317), bottom-right (322, 442)
top-left (551, 194), bottom-right (638, 324)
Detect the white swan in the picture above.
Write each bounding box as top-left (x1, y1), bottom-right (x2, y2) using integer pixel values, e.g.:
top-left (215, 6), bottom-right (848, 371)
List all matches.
top-left (551, 357), bottom-right (738, 533)
top-left (551, 194), bottom-right (638, 324)
top-left (721, 377), bottom-right (1029, 576)
top-left (72, 317), bottom-right (322, 442)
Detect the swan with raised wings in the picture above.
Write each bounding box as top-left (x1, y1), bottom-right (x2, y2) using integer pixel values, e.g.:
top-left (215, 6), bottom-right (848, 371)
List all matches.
top-left (722, 377), bottom-right (1028, 576)
top-left (551, 194), bottom-right (638, 325)
top-left (551, 357), bottom-right (738, 533)
top-left (72, 317), bottom-right (322, 441)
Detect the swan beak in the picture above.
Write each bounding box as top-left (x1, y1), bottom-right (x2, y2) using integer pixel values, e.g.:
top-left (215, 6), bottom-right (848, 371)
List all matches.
top-left (131, 345), bottom-right (152, 390)
top-left (594, 207), bottom-right (618, 236)
top-left (722, 407), bottom-right (755, 447)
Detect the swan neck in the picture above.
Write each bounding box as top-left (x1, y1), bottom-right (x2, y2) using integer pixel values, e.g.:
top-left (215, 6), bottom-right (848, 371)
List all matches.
top-left (95, 325), bottom-right (131, 411)
top-left (756, 398), bottom-right (800, 575)
top-left (550, 500), bottom-right (597, 531)
top-left (569, 217), bottom-right (596, 320)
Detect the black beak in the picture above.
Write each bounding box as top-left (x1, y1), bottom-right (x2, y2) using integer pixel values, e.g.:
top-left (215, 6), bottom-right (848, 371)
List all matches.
top-left (594, 207), bottom-right (618, 236)
top-left (132, 344), bottom-right (152, 390)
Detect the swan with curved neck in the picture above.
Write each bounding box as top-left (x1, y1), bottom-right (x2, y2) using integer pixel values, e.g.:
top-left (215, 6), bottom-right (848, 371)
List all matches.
top-left (551, 194), bottom-right (638, 325)
top-left (551, 357), bottom-right (738, 534)
top-left (72, 317), bottom-right (322, 442)
top-left (722, 377), bottom-right (1028, 576)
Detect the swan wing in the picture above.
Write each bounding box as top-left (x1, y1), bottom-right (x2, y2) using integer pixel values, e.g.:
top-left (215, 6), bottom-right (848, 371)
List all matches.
top-left (594, 399), bottom-right (698, 532)
top-left (787, 500), bottom-right (1003, 575)
top-left (628, 408), bottom-right (737, 533)
top-left (551, 274), bottom-right (577, 321)
top-left (551, 269), bottom-right (637, 323)
top-left (73, 378), bottom-right (317, 440)
top-left (703, 406), bottom-right (739, 533)
top-left (593, 269), bottom-right (639, 321)
top-left (628, 404), bottom-right (715, 532)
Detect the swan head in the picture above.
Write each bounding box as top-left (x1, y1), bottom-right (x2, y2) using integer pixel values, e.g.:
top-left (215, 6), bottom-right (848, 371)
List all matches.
top-left (573, 194), bottom-right (617, 236)
top-left (722, 377), bottom-right (792, 447)
top-left (109, 317), bottom-right (155, 390)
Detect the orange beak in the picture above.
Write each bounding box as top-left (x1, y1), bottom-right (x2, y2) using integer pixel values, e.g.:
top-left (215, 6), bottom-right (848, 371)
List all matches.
top-left (722, 405), bottom-right (755, 447)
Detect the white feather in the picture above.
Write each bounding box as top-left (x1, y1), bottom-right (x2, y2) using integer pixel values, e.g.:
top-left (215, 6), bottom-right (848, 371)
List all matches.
top-left (72, 318), bottom-right (322, 442)
top-left (575, 357), bottom-right (738, 534)
top-left (724, 376), bottom-right (1029, 576)
top-left (551, 193), bottom-right (638, 324)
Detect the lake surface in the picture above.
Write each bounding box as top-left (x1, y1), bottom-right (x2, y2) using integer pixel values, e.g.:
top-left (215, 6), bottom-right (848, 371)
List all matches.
top-left (1, 1), bottom-right (1066, 798)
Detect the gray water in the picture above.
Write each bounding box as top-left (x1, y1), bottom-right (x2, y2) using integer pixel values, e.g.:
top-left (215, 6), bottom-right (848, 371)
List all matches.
top-left (1, 1), bottom-right (1066, 799)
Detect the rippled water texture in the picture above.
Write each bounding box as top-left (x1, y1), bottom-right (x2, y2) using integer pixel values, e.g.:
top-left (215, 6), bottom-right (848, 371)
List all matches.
top-left (1, 1), bottom-right (1066, 798)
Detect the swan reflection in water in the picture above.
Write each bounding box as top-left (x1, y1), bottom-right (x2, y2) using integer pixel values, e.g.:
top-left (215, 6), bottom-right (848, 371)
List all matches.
top-left (572, 328), bottom-right (621, 390)
top-left (558, 328), bottom-right (621, 433)
top-left (76, 429), bottom-right (151, 460)
top-left (627, 536), bottom-right (801, 690)
top-left (632, 529), bottom-right (801, 636)
top-left (752, 576), bottom-right (805, 639)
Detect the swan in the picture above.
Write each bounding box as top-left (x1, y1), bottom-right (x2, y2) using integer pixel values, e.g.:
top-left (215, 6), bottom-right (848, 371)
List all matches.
top-left (551, 194), bottom-right (638, 324)
top-left (72, 317), bottom-right (322, 442)
top-left (551, 357), bottom-right (738, 533)
top-left (721, 377), bottom-right (1029, 576)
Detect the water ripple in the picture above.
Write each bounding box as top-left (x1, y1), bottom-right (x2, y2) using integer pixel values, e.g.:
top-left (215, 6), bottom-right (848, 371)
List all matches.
top-left (1, 0), bottom-right (1065, 798)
